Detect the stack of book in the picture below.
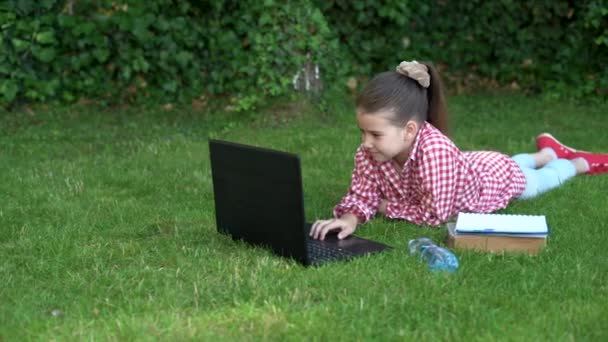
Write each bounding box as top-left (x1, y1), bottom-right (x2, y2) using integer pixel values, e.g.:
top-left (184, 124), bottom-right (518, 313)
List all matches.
top-left (445, 213), bottom-right (549, 255)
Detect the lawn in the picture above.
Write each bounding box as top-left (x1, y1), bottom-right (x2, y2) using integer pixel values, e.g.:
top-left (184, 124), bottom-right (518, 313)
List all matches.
top-left (1, 93), bottom-right (607, 340)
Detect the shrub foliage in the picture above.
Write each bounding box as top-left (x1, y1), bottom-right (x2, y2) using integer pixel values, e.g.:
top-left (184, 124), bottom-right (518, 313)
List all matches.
top-left (1, 0), bottom-right (607, 107)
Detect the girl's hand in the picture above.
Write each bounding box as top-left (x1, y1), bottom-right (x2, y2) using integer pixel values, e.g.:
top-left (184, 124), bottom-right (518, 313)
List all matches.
top-left (378, 200), bottom-right (389, 214)
top-left (309, 213), bottom-right (358, 240)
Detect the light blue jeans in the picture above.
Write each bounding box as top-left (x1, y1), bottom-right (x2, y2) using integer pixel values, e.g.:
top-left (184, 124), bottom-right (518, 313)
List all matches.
top-left (512, 154), bottom-right (576, 199)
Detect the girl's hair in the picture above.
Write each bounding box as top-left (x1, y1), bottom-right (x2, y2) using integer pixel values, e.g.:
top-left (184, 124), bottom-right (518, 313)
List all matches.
top-left (356, 62), bottom-right (449, 136)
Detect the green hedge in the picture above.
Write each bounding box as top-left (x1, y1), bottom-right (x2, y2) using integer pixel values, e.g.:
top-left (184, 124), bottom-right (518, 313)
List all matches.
top-left (1, 0), bottom-right (607, 108)
top-left (406, 1), bottom-right (608, 97)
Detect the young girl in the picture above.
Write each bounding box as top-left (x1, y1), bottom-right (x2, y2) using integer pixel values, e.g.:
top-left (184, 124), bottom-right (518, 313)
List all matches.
top-left (310, 60), bottom-right (608, 241)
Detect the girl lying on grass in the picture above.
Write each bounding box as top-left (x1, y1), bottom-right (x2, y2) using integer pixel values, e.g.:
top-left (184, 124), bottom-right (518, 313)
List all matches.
top-left (310, 60), bottom-right (608, 240)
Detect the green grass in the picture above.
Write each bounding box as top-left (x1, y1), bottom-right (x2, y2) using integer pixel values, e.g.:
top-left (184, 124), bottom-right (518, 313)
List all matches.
top-left (1, 93), bottom-right (607, 340)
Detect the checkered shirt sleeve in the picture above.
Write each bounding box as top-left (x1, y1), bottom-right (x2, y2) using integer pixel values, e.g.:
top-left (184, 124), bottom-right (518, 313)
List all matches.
top-left (333, 147), bottom-right (381, 223)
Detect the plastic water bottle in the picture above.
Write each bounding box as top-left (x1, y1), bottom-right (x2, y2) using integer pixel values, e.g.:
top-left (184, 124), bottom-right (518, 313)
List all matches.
top-left (408, 237), bottom-right (459, 272)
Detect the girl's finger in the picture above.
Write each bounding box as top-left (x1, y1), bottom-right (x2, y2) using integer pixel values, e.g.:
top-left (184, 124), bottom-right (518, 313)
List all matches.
top-left (310, 220), bottom-right (322, 236)
top-left (310, 220), bottom-right (325, 237)
top-left (313, 219), bottom-right (334, 239)
top-left (319, 220), bottom-right (341, 240)
top-left (311, 220), bottom-right (325, 239)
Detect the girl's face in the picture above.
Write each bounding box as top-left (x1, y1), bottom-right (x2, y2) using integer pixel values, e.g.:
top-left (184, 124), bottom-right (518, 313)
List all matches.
top-left (356, 110), bottom-right (419, 166)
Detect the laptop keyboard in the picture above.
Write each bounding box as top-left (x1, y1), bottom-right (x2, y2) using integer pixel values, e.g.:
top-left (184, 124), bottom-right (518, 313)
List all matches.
top-left (307, 239), bottom-right (355, 263)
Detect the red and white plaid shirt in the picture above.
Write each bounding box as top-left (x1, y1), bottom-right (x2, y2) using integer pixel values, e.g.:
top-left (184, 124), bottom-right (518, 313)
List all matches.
top-left (334, 122), bottom-right (527, 226)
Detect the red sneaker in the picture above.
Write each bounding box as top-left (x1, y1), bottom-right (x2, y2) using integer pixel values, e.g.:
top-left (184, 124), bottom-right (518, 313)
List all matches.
top-left (571, 151), bottom-right (608, 175)
top-left (536, 133), bottom-right (578, 159)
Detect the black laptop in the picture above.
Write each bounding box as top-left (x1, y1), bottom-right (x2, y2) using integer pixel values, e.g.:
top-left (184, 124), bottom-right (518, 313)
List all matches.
top-left (208, 139), bottom-right (391, 266)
